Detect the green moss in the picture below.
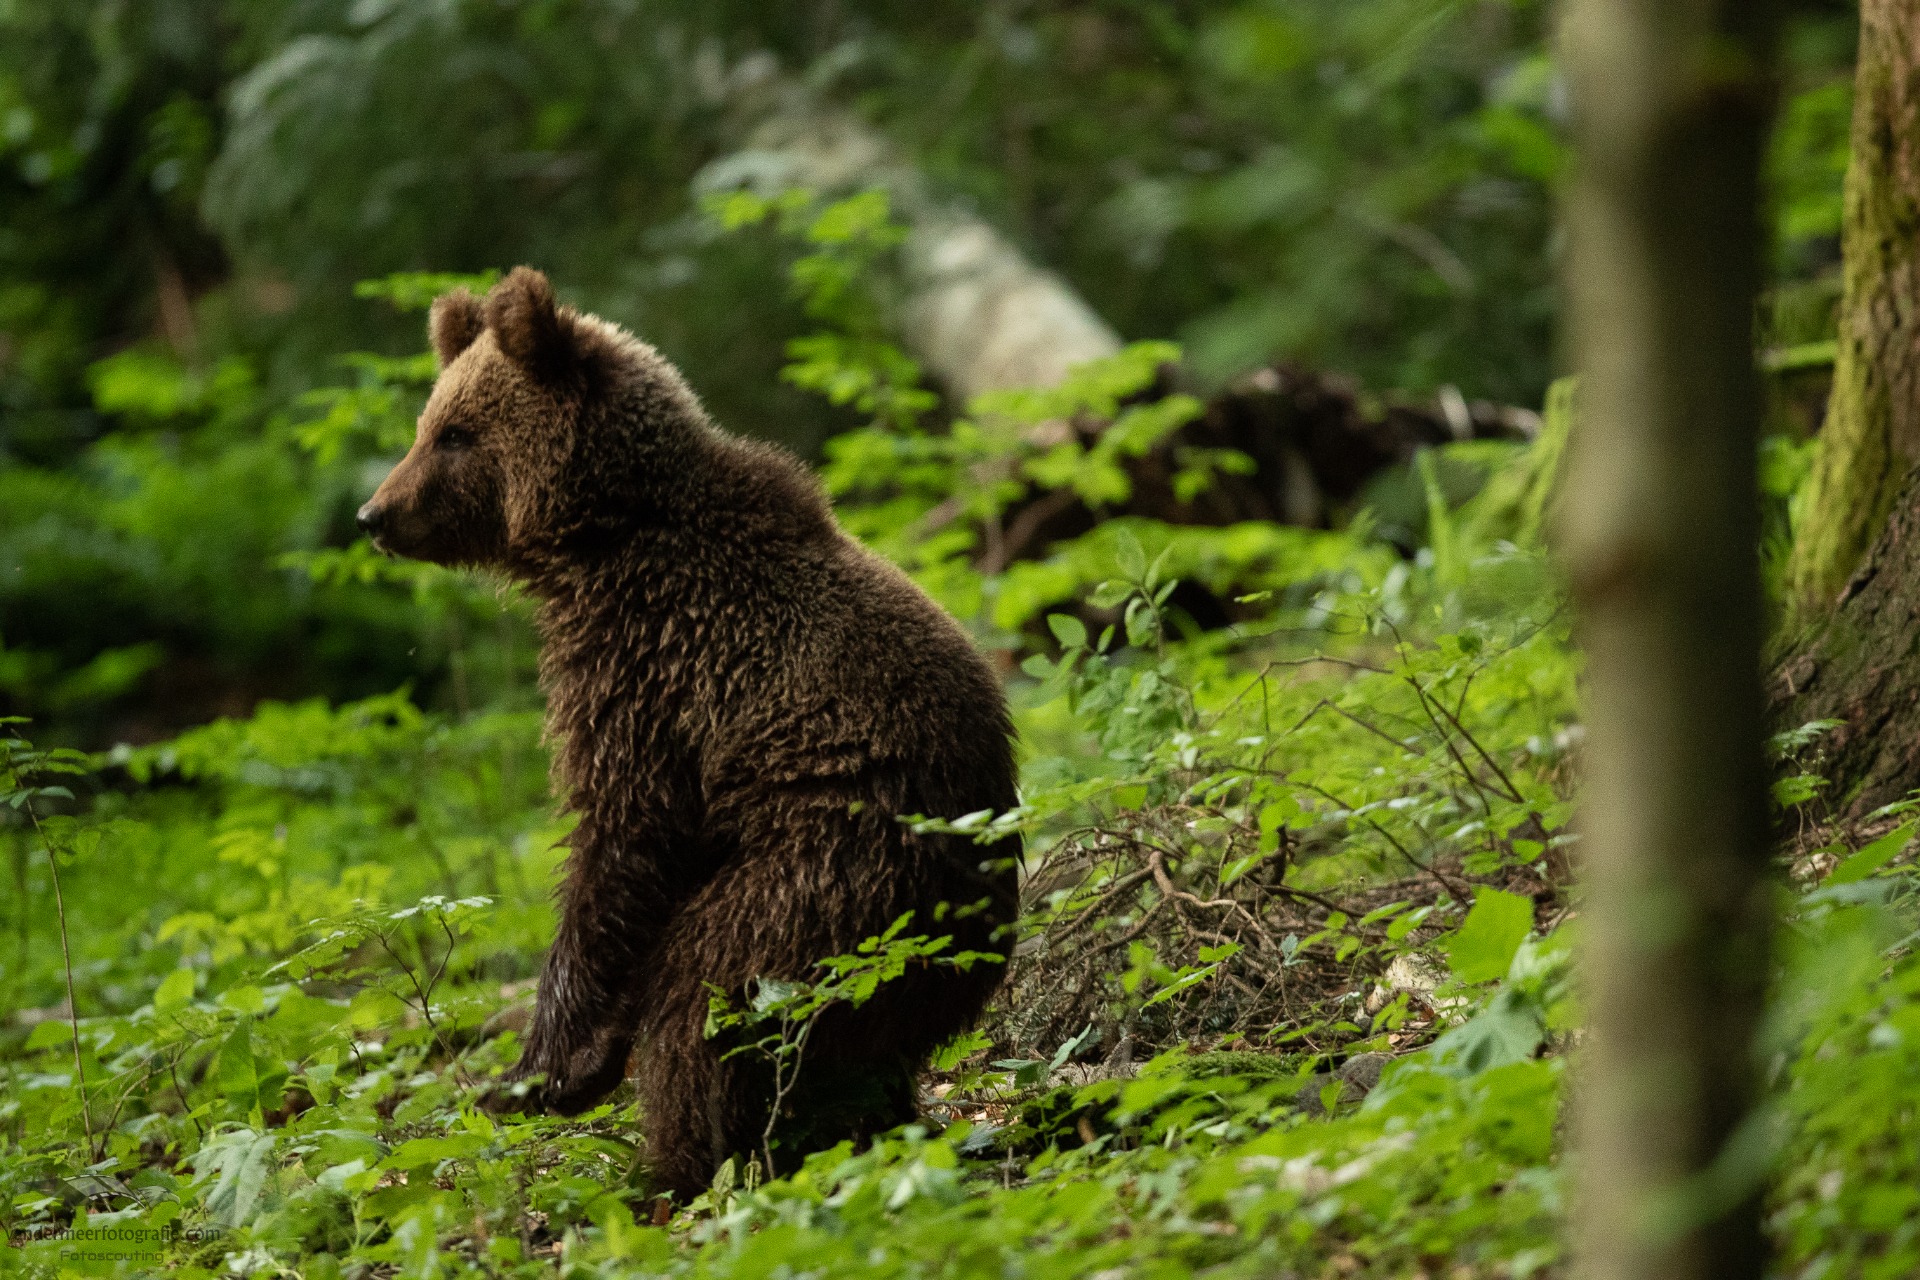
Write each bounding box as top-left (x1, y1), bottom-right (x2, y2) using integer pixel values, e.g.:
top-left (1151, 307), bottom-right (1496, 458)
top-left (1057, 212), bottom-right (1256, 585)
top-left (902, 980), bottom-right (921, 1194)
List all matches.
top-left (1186, 1050), bottom-right (1305, 1082)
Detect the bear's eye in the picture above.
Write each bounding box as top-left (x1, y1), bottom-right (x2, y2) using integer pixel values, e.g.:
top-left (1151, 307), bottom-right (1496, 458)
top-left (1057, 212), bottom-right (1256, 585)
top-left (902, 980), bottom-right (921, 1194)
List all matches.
top-left (437, 426), bottom-right (477, 452)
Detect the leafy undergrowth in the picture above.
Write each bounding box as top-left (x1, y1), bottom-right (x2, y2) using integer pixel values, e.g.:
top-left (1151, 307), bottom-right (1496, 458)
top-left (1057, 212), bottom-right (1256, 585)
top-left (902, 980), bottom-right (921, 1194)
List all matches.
top-left (0, 535), bottom-right (1589, 1279)
top-left (2, 493), bottom-right (1917, 1278)
top-left (5, 239), bottom-right (1920, 1279)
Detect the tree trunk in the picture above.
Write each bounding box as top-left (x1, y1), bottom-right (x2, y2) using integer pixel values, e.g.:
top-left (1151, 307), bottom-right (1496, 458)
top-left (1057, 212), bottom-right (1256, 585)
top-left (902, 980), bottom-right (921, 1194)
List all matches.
top-left (1773, 468), bottom-right (1920, 818)
top-left (1785, 1), bottom-right (1920, 614)
top-left (1769, 4), bottom-right (1920, 817)
top-left (699, 59), bottom-right (1121, 401)
top-left (1559, 3), bottom-right (1778, 1279)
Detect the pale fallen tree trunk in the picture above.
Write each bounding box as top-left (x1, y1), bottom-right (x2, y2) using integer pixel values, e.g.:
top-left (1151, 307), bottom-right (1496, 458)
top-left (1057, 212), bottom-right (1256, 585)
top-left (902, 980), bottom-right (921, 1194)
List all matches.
top-left (695, 55), bottom-right (1121, 401)
top-left (690, 55), bottom-right (1545, 630)
top-left (692, 58), bottom-right (1536, 553)
top-left (1559, 3), bottom-right (1778, 1280)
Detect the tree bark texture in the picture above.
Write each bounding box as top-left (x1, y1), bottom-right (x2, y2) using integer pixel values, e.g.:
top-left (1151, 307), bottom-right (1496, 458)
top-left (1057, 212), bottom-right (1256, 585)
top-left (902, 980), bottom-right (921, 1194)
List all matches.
top-left (1786, 0), bottom-right (1920, 613)
top-left (699, 60), bottom-right (1121, 402)
top-left (1773, 466), bottom-right (1920, 817)
top-left (1559, 3), bottom-right (1777, 1279)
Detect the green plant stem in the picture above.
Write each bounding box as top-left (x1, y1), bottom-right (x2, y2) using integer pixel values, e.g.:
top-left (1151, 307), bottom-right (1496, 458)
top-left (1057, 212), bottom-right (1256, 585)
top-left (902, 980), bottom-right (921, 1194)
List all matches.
top-left (29, 803), bottom-right (95, 1162)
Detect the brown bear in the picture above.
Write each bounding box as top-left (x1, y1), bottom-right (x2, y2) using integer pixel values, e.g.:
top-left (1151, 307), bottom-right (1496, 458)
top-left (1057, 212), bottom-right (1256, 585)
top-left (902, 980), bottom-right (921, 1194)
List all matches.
top-left (356, 267), bottom-right (1020, 1197)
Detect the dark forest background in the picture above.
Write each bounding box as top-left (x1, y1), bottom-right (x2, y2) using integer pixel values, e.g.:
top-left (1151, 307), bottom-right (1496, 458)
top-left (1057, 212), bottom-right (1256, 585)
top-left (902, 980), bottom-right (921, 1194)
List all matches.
top-left (0, 0), bottom-right (1854, 746)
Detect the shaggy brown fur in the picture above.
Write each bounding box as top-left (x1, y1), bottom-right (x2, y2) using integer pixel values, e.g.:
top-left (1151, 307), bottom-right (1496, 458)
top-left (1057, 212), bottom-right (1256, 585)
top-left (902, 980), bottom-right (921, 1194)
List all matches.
top-left (359, 267), bottom-right (1020, 1197)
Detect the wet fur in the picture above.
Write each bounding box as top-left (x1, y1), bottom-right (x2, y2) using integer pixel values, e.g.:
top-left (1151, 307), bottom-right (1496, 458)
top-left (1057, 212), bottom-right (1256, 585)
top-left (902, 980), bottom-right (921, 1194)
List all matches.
top-left (363, 268), bottom-right (1020, 1197)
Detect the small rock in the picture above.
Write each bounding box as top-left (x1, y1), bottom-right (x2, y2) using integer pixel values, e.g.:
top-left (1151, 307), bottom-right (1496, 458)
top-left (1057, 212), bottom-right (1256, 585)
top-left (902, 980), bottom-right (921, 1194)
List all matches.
top-left (13, 998), bottom-right (73, 1028)
top-left (1293, 1052), bottom-right (1393, 1116)
top-left (480, 1002), bottom-right (533, 1039)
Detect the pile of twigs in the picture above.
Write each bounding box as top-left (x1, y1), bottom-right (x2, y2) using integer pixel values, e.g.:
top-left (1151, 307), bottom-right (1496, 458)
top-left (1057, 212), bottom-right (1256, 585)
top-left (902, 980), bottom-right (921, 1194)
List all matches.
top-left (987, 800), bottom-right (1557, 1062)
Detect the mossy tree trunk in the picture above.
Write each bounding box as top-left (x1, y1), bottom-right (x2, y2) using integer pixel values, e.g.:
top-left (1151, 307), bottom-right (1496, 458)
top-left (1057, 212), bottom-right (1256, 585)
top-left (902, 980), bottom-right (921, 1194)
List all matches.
top-left (1785, 0), bottom-right (1920, 613)
top-left (1559, 2), bottom-right (1778, 1279)
top-left (1773, 471), bottom-right (1920, 817)
top-left (1771, 4), bottom-right (1920, 816)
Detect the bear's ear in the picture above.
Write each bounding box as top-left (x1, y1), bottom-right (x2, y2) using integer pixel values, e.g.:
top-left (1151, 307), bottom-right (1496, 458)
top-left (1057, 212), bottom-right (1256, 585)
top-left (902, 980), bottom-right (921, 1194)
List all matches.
top-left (484, 266), bottom-right (574, 383)
top-left (428, 289), bottom-right (485, 368)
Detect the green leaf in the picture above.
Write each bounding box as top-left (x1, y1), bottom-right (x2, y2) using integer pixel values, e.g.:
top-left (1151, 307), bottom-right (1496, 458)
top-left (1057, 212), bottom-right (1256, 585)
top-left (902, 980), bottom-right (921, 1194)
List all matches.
top-left (383, 1134), bottom-right (488, 1170)
top-left (1359, 900), bottom-right (1411, 927)
top-left (1771, 773), bottom-right (1826, 809)
top-left (215, 1020), bottom-right (286, 1114)
top-left (931, 1028), bottom-right (992, 1071)
top-left (1447, 889), bottom-right (1535, 984)
top-left (1125, 600), bottom-right (1157, 647)
top-left (1387, 905), bottom-right (1433, 941)
top-left (1047, 614), bottom-right (1088, 650)
top-left (24, 1019), bottom-right (74, 1052)
top-left (1431, 989), bottom-right (1545, 1073)
top-left (153, 967), bottom-right (196, 1012)
top-left (1828, 821), bottom-right (1916, 886)
top-left (1143, 951), bottom-right (1236, 1007)
top-left (199, 1129), bottom-right (277, 1227)
top-left (1020, 654), bottom-right (1056, 680)
top-left (216, 1022), bottom-right (259, 1101)
top-left (353, 270), bottom-right (501, 311)
top-left (1768, 717), bottom-right (1844, 759)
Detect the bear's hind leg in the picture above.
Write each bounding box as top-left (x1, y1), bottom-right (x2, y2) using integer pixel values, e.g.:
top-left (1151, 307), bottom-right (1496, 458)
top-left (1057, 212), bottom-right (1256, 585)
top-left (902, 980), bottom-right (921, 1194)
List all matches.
top-left (631, 807), bottom-right (1004, 1194)
top-left (635, 991), bottom-right (921, 1197)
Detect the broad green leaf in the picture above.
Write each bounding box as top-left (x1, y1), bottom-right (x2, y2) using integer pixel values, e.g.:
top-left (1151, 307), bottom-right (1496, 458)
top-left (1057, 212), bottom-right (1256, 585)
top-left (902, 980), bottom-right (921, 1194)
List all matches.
top-left (200, 1129), bottom-right (277, 1227)
top-left (1387, 905), bottom-right (1434, 941)
top-left (384, 1134), bottom-right (489, 1170)
top-left (1448, 889), bottom-right (1535, 984)
top-left (1772, 773), bottom-right (1826, 809)
top-left (1431, 989), bottom-right (1545, 1073)
top-left (1829, 821), bottom-right (1916, 886)
top-left (1047, 613), bottom-right (1088, 649)
top-left (215, 1020), bottom-right (286, 1114)
top-left (153, 967), bottom-right (196, 1012)
top-left (24, 1019), bottom-right (74, 1052)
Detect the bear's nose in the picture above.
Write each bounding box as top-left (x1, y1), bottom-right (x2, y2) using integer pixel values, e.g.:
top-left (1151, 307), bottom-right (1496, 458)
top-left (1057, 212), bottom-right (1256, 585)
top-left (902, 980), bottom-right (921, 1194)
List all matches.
top-left (356, 501), bottom-right (387, 536)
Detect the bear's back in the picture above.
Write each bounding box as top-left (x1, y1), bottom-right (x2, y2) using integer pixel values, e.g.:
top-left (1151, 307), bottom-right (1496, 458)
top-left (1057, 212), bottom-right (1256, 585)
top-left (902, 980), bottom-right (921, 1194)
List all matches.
top-left (679, 434), bottom-right (1016, 815)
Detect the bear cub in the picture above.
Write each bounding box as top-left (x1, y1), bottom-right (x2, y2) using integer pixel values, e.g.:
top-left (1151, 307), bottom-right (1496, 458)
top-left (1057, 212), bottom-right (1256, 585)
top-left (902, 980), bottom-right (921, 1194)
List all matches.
top-left (358, 267), bottom-right (1020, 1196)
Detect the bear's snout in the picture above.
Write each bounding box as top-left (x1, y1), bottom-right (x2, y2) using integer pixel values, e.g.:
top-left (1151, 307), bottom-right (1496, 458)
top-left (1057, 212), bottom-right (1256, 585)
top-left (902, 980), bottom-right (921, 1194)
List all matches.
top-left (357, 491), bottom-right (429, 558)
top-left (357, 452), bottom-right (506, 566)
top-left (355, 500), bottom-right (388, 539)
top-left (356, 497), bottom-right (412, 555)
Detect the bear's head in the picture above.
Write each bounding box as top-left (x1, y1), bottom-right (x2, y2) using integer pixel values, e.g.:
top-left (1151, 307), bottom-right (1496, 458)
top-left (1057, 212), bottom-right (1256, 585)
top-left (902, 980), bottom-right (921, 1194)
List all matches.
top-left (357, 266), bottom-right (704, 570)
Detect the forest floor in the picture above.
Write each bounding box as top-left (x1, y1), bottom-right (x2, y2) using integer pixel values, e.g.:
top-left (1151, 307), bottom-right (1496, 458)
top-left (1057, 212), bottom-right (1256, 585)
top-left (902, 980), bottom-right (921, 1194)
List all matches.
top-left (2, 382), bottom-right (1916, 1278)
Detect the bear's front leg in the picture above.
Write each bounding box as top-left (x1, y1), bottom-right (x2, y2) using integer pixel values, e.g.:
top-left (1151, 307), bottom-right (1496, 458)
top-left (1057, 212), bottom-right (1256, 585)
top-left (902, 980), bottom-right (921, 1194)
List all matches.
top-left (486, 837), bottom-right (671, 1115)
top-left (494, 953), bottom-right (638, 1115)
